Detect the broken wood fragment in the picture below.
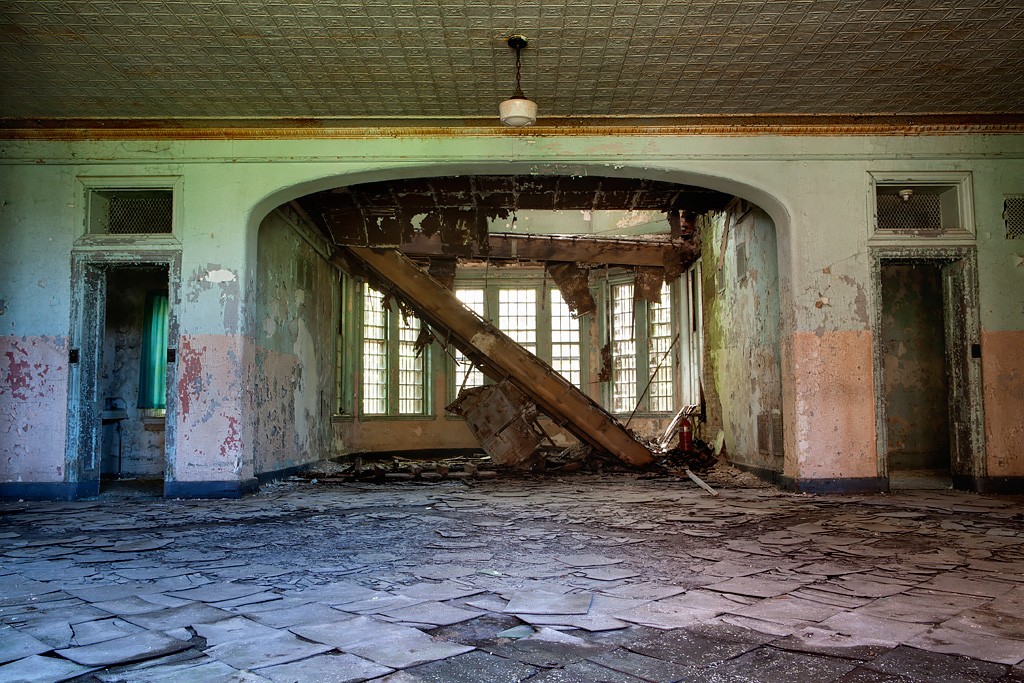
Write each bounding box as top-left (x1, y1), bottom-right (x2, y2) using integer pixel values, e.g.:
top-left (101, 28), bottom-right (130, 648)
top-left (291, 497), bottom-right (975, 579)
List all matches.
top-left (685, 468), bottom-right (718, 497)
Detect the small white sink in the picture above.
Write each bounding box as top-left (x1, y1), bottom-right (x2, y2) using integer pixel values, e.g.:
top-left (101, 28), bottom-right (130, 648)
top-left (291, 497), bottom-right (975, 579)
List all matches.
top-left (101, 409), bottom-right (128, 421)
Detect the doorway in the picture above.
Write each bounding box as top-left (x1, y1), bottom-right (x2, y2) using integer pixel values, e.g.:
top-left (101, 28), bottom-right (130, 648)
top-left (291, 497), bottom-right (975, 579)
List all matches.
top-left (99, 267), bottom-right (169, 494)
top-left (68, 255), bottom-right (179, 498)
top-left (873, 249), bottom-right (984, 489)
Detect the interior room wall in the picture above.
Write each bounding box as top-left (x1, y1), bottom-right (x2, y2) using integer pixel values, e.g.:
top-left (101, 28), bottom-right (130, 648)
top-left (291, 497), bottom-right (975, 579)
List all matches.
top-left (702, 209), bottom-right (784, 475)
top-left (253, 207), bottom-right (339, 477)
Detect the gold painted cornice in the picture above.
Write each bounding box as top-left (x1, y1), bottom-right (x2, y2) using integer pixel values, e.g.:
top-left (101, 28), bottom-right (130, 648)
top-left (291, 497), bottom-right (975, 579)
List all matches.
top-left (3, 113), bottom-right (1024, 140)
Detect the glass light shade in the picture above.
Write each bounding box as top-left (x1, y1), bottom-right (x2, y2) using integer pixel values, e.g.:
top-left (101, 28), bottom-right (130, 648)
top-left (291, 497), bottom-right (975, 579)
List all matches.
top-left (499, 97), bottom-right (538, 127)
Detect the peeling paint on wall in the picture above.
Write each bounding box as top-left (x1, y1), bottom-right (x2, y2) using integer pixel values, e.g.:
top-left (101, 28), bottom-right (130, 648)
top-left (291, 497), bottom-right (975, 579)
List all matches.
top-left (701, 209), bottom-right (784, 472)
top-left (253, 208), bottom-right (338, 476)
top-left (0, 335), bottom-right (69, 482)
top-left (174, 333), bottom-right (253, 482)
top-left (186, 265), bottom-right (242, 333)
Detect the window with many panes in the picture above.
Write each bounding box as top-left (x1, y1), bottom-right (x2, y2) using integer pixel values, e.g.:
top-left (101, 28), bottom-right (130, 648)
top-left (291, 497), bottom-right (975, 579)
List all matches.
top-left (550, 289), bottom-right (582, 388)
top-left (346, 270), bottom-right (677, 418)
top-left (498, 288), bottom-right (537, 354)
top-left (610, 283), bottom-right (637, 413)
top-left (647, 283), bottom-right (674, 412)
top-left (609, 280), bottom-right (676, 415)
top-left (361, 283), bottom-right (428, 416)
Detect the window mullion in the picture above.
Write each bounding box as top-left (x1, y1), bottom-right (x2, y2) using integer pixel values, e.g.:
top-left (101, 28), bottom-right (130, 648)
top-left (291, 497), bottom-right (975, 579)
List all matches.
top-left (538, 283), bottom-right (551, 365)
top-left (636, 295), bottom-right (651, 414)
top-left (388, 305), bottom-right (400, 415)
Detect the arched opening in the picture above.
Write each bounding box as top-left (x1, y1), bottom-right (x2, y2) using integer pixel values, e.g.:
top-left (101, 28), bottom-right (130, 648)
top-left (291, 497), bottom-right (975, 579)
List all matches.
top-left (251, 171), bottom-right (787, 483)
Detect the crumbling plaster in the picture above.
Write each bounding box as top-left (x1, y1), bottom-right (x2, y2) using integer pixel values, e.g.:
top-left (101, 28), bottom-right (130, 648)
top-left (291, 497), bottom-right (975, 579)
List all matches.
top-left (1, 133), bottom-right (1022, 494)
top-left (253, 207), bottom-right (338, 475)
top-left (701, 209), bottom-right (784, 474)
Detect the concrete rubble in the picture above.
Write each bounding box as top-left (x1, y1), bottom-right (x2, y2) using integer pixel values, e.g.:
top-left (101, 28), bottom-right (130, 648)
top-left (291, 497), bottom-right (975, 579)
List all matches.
top-left (1, 470), bottom-right (1022, 682)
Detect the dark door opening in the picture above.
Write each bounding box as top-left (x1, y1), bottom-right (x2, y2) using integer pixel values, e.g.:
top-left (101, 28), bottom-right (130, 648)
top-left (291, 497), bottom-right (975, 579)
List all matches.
top-left (880, 262), bottom-right (951, 485)
top-left (98, 266), bottom-right (169, 494)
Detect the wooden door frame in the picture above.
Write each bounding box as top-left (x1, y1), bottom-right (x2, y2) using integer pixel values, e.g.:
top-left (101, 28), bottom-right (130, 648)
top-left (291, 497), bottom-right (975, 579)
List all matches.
top-left (870, 246), bottom-right (985, 487)
top-left (66, 251), bottom-right (181, 497)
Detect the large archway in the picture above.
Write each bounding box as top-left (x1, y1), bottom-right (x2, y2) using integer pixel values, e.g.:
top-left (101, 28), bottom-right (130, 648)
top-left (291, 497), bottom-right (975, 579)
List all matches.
top-left (251, 170), bottom-right (788, 482)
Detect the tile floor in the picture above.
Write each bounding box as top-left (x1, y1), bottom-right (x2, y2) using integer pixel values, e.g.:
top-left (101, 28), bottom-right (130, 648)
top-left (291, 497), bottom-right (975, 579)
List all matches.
top-left (1, 471), bottom-right (1022, 682)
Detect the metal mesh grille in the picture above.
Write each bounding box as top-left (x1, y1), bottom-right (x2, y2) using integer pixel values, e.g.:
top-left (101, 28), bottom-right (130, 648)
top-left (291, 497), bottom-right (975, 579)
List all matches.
top-left (876, 193), bottom-right (942, 231)
top-left (1005, 196), bottom-right (1024, 239)
top-left (757, 413), bottom-right (771, 455)
top-left (757, 412), bottom-right (784, 456)
top-left (91, 190), bottom-right (172, 234)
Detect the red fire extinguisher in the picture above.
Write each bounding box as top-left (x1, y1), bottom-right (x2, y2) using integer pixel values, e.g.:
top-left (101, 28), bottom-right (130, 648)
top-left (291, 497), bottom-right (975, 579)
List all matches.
top-left (679, 417), bottom-right (693, 452)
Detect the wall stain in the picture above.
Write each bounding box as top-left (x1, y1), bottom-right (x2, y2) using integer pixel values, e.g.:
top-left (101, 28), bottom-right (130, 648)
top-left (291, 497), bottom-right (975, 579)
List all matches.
top-left (177, 337), bottom-right (205, 421)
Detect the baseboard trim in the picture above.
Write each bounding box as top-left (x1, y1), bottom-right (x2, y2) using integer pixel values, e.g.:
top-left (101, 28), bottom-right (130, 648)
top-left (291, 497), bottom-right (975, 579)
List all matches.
top-left (0, 480), bottom-right (99, 501)
top-left (256, 463), bottom-right (310, 486)
top-left (729, 461), bottom-right (784, 487)
top-left (163, 478), bottom-right (258, 499)
top-left (953, 475), bottom-right (1024, 494)
top-left (780, 476), bottom-right (890, 495)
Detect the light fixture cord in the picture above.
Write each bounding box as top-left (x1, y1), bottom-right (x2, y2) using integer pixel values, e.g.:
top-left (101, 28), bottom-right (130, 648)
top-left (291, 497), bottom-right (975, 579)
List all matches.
top-left (514, 46), bottom-right (524, 98)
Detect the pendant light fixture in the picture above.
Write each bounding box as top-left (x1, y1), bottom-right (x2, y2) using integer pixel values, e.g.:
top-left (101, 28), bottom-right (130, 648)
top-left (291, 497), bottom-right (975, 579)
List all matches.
top-left (499, 35), bottom-right (537, 127)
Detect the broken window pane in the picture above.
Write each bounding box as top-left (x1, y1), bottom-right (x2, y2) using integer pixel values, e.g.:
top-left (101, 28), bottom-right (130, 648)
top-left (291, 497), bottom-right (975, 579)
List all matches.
top-left (454, 289), bottom-right (485, 392)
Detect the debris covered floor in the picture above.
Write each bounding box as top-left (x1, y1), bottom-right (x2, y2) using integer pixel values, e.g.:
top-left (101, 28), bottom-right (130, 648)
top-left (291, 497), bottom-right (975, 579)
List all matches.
top-left (1, 471), bottom-right (1023, 683)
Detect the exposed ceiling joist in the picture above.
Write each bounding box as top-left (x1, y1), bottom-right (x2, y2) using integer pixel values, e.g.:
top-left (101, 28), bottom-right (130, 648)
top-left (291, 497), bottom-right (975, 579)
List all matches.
top-left (399, 233), bottom-right (693, 267)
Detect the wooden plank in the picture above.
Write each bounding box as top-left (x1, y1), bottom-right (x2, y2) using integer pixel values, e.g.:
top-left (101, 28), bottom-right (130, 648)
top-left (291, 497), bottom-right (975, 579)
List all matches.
top-left (342, 246), bottom-right (654, 468)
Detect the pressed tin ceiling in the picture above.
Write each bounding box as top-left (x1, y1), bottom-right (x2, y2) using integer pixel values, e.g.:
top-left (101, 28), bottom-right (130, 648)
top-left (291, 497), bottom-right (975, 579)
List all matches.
top-left (1, 1), bottom-right (1024, 125)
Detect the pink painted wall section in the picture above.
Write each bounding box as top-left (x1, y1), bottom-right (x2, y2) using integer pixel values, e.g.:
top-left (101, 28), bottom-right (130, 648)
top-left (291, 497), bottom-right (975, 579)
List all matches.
top-left (783, 330), bottom-right (878, 480)
top-left (981, 330), bottom-right (1024, 477)
top-left (175, 334), bottom-right (254, 483)
top-left (0, 336), bottom-right (68, 482)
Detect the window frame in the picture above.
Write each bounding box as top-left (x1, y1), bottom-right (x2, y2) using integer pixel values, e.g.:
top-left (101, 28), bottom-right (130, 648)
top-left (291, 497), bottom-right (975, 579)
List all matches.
top-left (355, 280), bottom-right (433, 419)
top-left (446, 269), bottom-right (592, 403)
top-left (602, 272), bottom-right (680, 416)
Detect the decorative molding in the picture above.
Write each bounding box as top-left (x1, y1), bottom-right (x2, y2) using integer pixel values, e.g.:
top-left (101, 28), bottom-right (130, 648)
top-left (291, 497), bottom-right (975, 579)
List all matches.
top-left (4, 114), bottom-right (1024, 140)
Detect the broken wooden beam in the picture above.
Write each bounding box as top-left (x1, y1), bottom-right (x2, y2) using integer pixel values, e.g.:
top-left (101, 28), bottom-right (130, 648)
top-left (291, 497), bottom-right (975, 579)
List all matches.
top-left (342, 246), bottom-right (654, 468)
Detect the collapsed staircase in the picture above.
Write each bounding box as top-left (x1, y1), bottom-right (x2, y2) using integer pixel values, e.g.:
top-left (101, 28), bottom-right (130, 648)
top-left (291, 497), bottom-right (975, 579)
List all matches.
top-left (343, 246), bottom-right (654, 468)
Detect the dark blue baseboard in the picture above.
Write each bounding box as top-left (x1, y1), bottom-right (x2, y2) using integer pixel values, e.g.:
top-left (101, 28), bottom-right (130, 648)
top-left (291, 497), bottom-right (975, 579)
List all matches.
top-left (729, 461), bottom-right (890, 494)
top-left (0, 480), bottom-right (99, 501)
top-left (728, 461), bottom-right (784, 487)
top-left (953, 475), bottom-right (1024, 494)
top-left (781, 476), bottom-right (890, 494)
top-left (163, 478), bottom-right (258, 499)
top-left (256, 463), bottom-right (310, 486)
